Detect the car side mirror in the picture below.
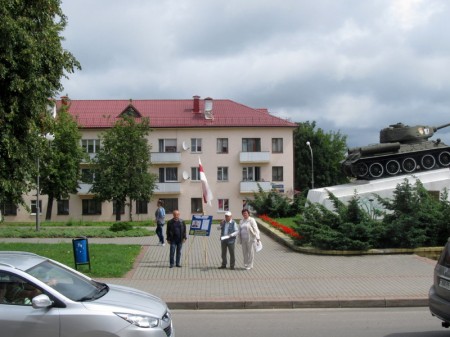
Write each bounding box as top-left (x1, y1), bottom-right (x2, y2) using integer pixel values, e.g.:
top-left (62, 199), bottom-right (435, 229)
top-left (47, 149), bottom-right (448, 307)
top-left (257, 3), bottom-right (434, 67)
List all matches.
top-left (32, 294), bottom-right (53, 308)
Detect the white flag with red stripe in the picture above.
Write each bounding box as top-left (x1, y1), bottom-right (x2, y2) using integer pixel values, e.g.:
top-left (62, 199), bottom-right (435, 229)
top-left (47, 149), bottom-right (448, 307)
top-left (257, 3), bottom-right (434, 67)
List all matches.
top-left (199, 158), bottom-right (213, 206)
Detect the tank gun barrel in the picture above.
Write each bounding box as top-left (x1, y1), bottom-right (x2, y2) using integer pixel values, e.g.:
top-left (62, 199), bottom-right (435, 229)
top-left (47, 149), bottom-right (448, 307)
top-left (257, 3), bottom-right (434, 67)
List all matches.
top-left (435, 123), bottom-right (450, 131)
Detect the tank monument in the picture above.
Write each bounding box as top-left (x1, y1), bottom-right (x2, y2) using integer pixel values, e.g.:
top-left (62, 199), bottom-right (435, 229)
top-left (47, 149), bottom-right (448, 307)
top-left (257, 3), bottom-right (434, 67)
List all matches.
top-left (307, 122), bottom-right (450, 212)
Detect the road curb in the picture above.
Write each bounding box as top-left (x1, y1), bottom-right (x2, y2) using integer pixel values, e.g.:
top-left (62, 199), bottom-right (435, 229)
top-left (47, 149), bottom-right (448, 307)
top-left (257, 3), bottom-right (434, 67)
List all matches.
top-left (167, 298), bottom-right (429, 310)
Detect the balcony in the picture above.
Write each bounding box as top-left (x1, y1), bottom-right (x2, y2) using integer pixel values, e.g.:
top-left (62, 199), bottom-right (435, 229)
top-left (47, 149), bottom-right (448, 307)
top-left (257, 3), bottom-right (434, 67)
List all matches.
top-left (77, 183), bottom-right (93, 195)
top-left (151, 152), bottom-right (181, 164)
top-left (154, 182), bottom-right (181, 194)
top-left (239, 151), bottom-right (270, 163)
top-left (80, 153), bottom-right (97, 163)
top-left (240, 181), bottom-right (272, 193)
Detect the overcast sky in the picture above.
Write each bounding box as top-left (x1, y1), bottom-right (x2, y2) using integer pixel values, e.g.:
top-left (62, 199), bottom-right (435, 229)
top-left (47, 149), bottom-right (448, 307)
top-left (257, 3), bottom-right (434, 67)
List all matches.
top-left (60, 0), bottom-right (450, 147)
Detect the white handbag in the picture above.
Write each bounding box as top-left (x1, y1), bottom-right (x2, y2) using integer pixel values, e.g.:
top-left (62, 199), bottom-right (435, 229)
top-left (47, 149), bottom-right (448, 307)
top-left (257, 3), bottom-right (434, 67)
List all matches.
top-left (254, 241), bottom-right (263, 252)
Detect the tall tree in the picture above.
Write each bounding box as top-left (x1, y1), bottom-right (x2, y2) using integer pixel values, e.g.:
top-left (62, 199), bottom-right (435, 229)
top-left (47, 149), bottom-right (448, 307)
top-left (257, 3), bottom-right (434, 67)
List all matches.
top-left (91, 116), bottom-right (157, 221)
top-left (294, 121), bottom-right (349, 192)
top-left (0, 0), bottom-right (80, 209)
top-left (40, 104), bottom-right (86, 220)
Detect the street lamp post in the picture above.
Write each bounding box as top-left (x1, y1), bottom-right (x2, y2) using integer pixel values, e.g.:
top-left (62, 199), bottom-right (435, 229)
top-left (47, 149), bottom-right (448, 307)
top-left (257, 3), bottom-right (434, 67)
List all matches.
top-left (368, 198), bottom-right (374, 220)
top-left (36, 133), bottom-right (55, 231)
top-left (306, 141), bottom-right (314, 189)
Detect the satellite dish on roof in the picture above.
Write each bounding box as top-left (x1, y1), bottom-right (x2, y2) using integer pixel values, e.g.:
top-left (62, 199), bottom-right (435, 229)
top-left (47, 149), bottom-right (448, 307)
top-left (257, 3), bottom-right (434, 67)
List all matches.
top-left (182, 141), bottom-right (190, 151)
top-left (182, 171), bottom-right (190, 181)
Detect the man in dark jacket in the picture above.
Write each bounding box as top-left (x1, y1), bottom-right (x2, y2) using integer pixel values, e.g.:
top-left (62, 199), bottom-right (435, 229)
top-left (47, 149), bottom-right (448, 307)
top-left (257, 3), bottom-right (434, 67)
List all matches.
top-left (166, 210), bottom-right (187, 268)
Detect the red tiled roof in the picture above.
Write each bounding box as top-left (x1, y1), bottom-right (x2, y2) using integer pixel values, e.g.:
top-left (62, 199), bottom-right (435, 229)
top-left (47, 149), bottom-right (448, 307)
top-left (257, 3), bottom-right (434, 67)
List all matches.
top-left (59, 98), bottom-right (297, 129)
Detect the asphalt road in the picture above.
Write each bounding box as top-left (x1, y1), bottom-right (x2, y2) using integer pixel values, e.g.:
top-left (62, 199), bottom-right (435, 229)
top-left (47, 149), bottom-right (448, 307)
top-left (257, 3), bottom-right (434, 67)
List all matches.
top-left (171, 307), bottom-right (450, 337)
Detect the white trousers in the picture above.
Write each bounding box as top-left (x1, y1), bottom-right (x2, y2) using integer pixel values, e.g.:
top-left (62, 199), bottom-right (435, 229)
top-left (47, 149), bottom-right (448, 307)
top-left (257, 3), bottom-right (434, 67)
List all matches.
top-left (241, 240), bottom-right (255, 268)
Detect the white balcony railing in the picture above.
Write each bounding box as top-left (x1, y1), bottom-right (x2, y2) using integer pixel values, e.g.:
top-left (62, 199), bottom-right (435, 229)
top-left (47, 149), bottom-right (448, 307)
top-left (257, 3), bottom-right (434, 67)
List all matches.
top-left (239, 151), bottom-right (270, 163)
top-left (151, 152), bottom-right (181, 164)
top-left (240, 181), bottom-right (272, 193)
top-left (154, 182), bottom-right (181, 194)
top-left (77, 183), bottom-right (93, 195)
top-left (80, 153), bottom-right (97, 163)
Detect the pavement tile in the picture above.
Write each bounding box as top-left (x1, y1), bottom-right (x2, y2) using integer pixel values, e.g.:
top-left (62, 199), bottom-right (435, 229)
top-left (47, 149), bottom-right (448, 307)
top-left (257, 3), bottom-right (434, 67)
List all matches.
top-left (0, 224), bottom-right (436, 309)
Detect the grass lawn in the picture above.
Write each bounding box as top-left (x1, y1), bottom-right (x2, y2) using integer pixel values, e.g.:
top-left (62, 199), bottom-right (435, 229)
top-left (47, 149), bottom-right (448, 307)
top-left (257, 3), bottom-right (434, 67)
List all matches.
top-left (0, 226), bottom-right (154, 238)
top-left (0, 222), bottom-right (152, 278)
top-left (0, 220), bottom-right (153, 228)
top-left (273, 217), bottom-right (297, 227)
top-left (0, 242), bottom-right (141, 278)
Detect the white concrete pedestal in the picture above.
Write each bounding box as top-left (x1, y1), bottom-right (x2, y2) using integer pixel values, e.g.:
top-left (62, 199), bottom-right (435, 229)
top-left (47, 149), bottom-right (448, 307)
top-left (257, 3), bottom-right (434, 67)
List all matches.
top-left (306, 168), bottom-right (450, 213)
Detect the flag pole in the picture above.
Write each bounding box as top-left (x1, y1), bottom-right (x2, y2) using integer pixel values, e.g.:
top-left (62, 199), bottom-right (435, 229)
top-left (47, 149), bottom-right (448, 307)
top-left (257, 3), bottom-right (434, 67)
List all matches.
top-left (198, 157), bottom-right (213, 267)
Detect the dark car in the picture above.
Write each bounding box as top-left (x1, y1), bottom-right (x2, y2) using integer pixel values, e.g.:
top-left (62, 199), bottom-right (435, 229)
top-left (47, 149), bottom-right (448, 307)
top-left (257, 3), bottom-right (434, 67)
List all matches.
top-left (429, 238), bottom-right (450, 328)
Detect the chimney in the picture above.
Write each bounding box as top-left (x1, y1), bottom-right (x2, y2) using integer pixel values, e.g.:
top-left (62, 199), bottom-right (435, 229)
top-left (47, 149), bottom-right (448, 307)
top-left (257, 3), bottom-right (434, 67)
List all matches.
top-left (61, 96), bottom-right (70, 106)
top-left (204, 97), bottom-right (213, 120)
top-left (193, 95), bottom-right (200, 113)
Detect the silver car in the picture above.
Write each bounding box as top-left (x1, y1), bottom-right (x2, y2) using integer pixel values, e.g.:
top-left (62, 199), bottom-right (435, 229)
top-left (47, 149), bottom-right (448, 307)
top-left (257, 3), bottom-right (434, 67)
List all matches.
top-left (0, 251), bottom-right (174, 336)
top-left (429, 238), bottom-right (450, 328)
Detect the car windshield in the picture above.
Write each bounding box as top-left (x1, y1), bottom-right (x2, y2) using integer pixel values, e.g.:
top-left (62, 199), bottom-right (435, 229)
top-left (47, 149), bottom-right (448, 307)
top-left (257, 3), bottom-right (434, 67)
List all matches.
top-left (26, 260), bottom-right (108, 302)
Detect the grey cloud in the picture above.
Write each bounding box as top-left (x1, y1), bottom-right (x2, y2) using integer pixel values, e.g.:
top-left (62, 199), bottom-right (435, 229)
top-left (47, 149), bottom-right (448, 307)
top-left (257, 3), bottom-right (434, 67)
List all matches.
top-left (60, 0), bottom-right (450, 148)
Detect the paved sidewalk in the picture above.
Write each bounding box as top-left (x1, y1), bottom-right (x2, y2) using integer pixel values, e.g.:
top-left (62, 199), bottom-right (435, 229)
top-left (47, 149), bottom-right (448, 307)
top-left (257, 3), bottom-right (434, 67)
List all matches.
top-left (0, 223), bottom-right (436, 310)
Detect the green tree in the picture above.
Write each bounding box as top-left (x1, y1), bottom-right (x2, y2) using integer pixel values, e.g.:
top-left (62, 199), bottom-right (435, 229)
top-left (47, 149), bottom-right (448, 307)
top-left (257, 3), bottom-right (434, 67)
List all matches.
top-left (40, 105), bottom-right (86, 220)
top-left (247, 185), bottom-right (305, 218)
top-left (0, 0), bottom-right (80, 209)
top-left (91, 116), bottom-right (157, 221)
top-left (293, 121), bottom-right (349, 193)
top-left (295, 191), bottom-right (375, 250)
top-left (375, 179), bottom-right (450, 248)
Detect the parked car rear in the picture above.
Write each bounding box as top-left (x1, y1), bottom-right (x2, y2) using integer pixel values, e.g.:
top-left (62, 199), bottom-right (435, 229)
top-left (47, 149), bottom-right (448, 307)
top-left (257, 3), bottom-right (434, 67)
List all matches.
top-left (429, 238), bottom-right (450, 328)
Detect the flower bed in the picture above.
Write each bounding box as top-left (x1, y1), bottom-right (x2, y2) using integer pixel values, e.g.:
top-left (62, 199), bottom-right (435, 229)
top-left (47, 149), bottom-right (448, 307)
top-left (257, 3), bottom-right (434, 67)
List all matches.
top-left (259, 214), bottom-right (302, 240)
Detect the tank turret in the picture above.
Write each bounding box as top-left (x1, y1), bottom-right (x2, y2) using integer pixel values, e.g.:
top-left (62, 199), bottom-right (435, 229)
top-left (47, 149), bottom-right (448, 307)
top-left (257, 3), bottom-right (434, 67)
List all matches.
top-left (342, 122), bottom-right (450, 180)
top-left (380, 122), bottom-right (450, 144)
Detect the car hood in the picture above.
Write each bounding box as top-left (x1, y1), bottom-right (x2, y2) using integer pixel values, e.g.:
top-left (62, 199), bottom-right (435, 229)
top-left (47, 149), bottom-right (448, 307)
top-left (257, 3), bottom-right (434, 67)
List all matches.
top-left (84, 284), bottom-right (168, 316)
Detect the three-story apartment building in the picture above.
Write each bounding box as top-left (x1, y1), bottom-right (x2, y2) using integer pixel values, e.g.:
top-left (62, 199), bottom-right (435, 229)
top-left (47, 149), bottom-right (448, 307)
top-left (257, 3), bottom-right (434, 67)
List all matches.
top-left (4, 96), bottom-right (297, 222)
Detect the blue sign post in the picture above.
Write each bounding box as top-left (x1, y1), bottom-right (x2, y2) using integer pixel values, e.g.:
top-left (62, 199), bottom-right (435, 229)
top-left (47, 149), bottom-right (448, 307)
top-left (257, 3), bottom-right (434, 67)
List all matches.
top-left (72, 237), bottom-right (91, 271)
top-left (189, 215), bottom-right (213, 236)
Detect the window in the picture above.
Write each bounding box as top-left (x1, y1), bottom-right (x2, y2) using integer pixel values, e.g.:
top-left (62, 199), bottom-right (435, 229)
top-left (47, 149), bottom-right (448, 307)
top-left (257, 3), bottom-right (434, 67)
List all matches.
top-left (31, 200), bottom-right (42, 215)
top-left (113, 202), bottom-right (125, 215)
top-left (218, 199), bottom-right (229, 212)
top-left (217, 138), bottom-right (228, 153)
top-left (81, 139), bottom-right (101, 154)
top-left (242, 167), bottom-right (261, 181)
top-left (191, 138), bottom-right (202, 153)
top-left (191, 198), bottom-right (203, 213)
top-left (438, 243), bottom-right (450, 268)
top-left (2, 202), bottom-right (17, 216)
top-left (158, 167), bottom-right (178, 182)
top-left (136, 200), bottom-right (148, 214)
top-left (217, 167), bottom-right (228, 181)
top-left (82, 199), bottom-right (102, 215)
top-left (57, 199), bottom-right (69, 215)
top-left (80, 169), bottom-right (95, 183)
top-left (272, 166), bottom-right (284, 181)
top-left (158, 139), bottom-right (177, 153)
top-left (272, 138), bottom-right (283, 153)
top-left (191, 167), bottom-right (200, 181)
top-left (159, 198), bottom-right (178, 213)
top-left (242, 138), bottom-right (261, 152)
top-left (0, 272), bottom-right (41, 306)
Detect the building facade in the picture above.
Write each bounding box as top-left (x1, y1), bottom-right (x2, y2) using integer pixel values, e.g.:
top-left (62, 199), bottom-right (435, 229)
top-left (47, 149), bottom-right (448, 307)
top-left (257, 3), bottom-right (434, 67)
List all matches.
top-left (4, 96), bottom-right (297, 222)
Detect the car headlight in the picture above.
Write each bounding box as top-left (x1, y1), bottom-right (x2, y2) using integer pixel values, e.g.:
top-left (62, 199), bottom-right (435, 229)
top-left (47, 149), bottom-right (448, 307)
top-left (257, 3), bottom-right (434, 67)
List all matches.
top-left (115, 313), bottom-right (159, 328)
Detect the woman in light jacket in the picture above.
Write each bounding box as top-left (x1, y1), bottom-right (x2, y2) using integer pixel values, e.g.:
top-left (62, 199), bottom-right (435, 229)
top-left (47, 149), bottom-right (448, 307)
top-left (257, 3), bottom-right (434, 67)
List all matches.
top-left (237, 209), bottom-right (260, 270)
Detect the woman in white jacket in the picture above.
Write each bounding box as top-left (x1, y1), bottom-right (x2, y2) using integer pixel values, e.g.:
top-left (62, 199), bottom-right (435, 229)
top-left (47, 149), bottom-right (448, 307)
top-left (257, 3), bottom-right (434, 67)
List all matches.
top-left (237, 209), bottom-right (261, 270)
